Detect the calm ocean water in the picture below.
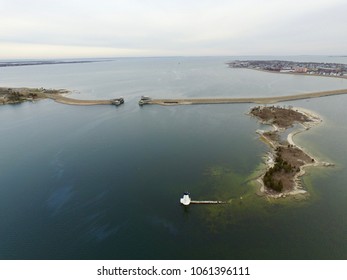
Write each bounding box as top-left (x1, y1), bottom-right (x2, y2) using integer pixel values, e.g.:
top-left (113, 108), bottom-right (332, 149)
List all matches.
top-left (0, 56), bottom-right (347, 259)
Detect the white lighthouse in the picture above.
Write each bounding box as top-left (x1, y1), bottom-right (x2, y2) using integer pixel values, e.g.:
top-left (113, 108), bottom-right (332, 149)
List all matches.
top-left (180, 192), bottom-right (191, 205)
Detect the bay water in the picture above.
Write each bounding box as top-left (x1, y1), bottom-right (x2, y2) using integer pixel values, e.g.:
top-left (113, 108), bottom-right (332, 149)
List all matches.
top-left (0, 56), bottom-right (346, 259)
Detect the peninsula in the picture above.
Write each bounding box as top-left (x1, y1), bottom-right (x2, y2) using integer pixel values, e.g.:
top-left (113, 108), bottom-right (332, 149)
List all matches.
top-left (228, 60), bottom-right (347, 78)
top-left (0, 87), bottom-right (124, 106)
top-left (250, 106), bottom-right (332, 198)
top-left (0, 59), bottom-right (111, 68)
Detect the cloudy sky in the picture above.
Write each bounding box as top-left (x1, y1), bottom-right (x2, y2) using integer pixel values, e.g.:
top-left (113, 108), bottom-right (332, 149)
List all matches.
top-left (1, 0), bottom-right (346, 59)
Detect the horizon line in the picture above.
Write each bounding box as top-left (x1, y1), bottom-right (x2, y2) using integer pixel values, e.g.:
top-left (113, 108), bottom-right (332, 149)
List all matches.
top-left (1, 54), bottom-right (347, 62)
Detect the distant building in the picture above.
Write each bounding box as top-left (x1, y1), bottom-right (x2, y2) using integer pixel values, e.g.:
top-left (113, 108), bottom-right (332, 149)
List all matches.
top-left (294, 67), bottom-right (308, 73)
top-left (280, 67), bottom-right (294, 73)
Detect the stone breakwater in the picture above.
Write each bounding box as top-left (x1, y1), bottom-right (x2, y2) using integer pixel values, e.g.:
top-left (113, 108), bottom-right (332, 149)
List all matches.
top-left (139, 89), bottom-right (347, 106)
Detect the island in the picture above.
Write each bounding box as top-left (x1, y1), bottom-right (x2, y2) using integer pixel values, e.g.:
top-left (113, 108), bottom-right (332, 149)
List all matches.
top-left (228, 60), bottom-right (347, 78)
top-left (0, 87), bottom-right (124, 106)
top-left (249, 105), bottom-right (333, 198)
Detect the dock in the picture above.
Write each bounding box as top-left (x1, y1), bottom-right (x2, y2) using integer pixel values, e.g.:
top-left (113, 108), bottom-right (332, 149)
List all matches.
top-left (190, 200), bottom-right (228, 204)
top-left (180, 192), bottom-right (229, 205)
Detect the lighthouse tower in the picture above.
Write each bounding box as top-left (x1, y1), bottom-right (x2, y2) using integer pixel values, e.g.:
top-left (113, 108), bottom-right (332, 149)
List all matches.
top-left (180, 192), bottom-right (191, 205)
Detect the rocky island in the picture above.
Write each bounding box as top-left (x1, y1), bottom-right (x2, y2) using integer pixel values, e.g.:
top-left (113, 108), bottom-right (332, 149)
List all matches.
top-left (250, 106), bottom-right (332, 198)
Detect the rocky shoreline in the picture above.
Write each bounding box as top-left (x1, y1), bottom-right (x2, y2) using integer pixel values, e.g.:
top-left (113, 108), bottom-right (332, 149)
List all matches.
top-left (0, 87), bottom-right (68, 105)
top-left (0, 87), bottom-right (122, 106)
top-left (250, 106), bottom-right (333, 198)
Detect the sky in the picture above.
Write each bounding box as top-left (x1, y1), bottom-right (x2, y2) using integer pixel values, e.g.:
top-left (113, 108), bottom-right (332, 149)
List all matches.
top-left (1, 0), bottom-right (346, 59)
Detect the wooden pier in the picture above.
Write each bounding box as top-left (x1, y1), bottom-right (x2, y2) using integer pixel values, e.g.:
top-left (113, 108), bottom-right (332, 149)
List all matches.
top-left (180, 192), bottom-right (229, 205)
top-left (190, 200), bottom-right (229, 204)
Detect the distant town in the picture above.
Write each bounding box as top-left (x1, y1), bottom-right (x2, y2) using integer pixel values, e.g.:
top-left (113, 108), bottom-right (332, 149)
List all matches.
top-left (228, 60), bottom-right (347, 77)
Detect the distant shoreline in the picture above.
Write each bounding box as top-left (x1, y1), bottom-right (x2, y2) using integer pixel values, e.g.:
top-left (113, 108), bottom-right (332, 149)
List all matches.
top-left (227, 60), bottom-right (347, 80)
top-left (247, 67), bottom-right (347, 80)
top-left (0, 59), bottom-right (111, 68)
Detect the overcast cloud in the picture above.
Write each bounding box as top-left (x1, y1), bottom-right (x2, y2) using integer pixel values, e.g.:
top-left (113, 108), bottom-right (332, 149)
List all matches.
top-left (0, 0), bottom-right (346, 59)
